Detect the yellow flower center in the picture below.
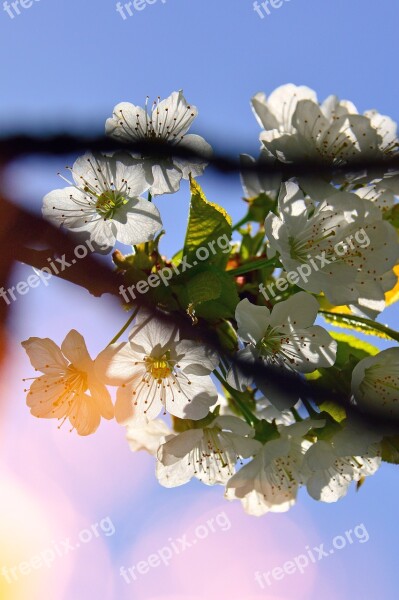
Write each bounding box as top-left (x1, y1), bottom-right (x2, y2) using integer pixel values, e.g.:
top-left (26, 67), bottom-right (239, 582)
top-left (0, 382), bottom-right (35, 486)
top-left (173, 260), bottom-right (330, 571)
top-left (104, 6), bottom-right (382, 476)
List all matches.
top-left (47, 366), bottom-right (88, 410)
top-left (95, 191), bottom-right (127, 219)
top-left (145, 357), bottom-right (172, 382)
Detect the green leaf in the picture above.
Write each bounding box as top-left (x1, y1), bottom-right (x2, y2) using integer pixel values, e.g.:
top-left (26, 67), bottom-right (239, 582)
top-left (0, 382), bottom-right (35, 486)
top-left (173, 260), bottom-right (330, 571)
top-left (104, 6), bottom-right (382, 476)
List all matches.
top-left (187, 271), bottom-right (222, 305)
top-left (184, 177), bottom-right (232, 267)
top-left (123, 267), bottom-right (180, 310)
top-left (240, 230), bottom-right (266, 261)
top-left (172, 408), bottom-right (219, 433)
top-left (171, 248), bottom-right (184, 266)
top-left (247, 193), bottom-right (276, 222)
top-left (215, 319), bottom-right (239, 353)
top-left (233, 193), bottom-right (276, 229)
top-left (172, 265), bottom-right (239, 320)
top-left (389, 205), bottom-right (399, 228)
top-left (123, 266), bottom-right (150, 287)
top-left (318, 401), bottom-right (346, 423)
top-left (329, 332), bottom-right (379, 368)
top-left (320, 310), bottom-right (399, 343)
top-left (227, 256), bottom-right (278, 277)
top-left (195, 271), bottom-right (239, 319)
top-left (254, 419), bottom-right (280, 443)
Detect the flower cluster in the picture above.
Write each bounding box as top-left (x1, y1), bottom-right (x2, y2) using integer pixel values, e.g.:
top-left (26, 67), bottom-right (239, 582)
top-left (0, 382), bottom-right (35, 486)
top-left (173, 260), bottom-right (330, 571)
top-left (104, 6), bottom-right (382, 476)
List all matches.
top-left (22, 85), bottom-right (399, 516)
top-left (43, 91), bottom-right (211, 253)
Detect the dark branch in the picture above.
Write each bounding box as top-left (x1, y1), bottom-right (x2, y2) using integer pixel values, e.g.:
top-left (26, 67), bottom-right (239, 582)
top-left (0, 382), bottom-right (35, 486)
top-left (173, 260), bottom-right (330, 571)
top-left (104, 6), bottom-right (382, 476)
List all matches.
top-left (0, 134), bottom-right (398, 179)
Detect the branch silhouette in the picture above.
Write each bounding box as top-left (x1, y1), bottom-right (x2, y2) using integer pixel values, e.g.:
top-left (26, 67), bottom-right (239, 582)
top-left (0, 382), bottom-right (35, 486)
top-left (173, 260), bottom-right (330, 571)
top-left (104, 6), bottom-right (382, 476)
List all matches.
top-left (1, 133), bottom-right (398, 178)
top-left (0, 132), bottom-right (398, 434)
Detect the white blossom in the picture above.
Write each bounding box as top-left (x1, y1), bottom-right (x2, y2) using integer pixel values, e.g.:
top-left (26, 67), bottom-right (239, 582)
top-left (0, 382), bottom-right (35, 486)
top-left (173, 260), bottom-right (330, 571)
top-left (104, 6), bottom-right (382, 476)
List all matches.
top-left (22, 331), bottom-right (113, 436)
top-left (240, 151), bottom-right (281, 200)
top-left (354, 183), bottom-right (396, 214)
top-left (106, 91), bottom-right (212, 196)
top-left (252, 84), bottom-right (392, 166)
top-left (227, 292), bottom-right (337, 408)
top-left (157, 415), bottom-right (258, 487)
top-left (304, 422), bottom-right (381, 502)
top-left (42, 152), bottom-right (162, 252)
top-left (256, 397), bottom-right (297, 426)
top-left (364, 109), bottom-right (398, 156)
top-left (225, 420), bottom-right (323, 516)
top-left (351, 348), bottom-right (399, 418)
top-left (252, 84), bottom-right (399, 196)
top-left (95, 312), bottom-right (219, 425)
top-left (265, 181), bottom-right (399, 316)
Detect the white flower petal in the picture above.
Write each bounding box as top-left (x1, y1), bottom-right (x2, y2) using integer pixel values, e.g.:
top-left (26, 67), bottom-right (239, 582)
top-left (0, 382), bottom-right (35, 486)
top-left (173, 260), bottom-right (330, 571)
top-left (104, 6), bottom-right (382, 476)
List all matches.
top-left (169, 373), bottom-right (218, 420)
top-left (126, 419), bottom-right (172, 455)
top-left (112, 197), bottom-right (162, 245)
top-left (159, 429), bottom-right (204, 464)
top-left (88, 375), bottom-right (114, 420)
top-left (42, 188), bottom-right (90, 229)
top-left (61, 330), bottom-right (92, 370)
top-left (21, 337), bottom-right (68, 374)
top-left (105, 102), bottom-right (149, 142)
top-left (95, 342), bottom-right (144, 386)
top-left (236, 298), bottom-right (270, 344)
top-left (114, 372), bottom-right (161, 425)
top-left (270, 292), bottom-right (319, 330)
top-left (175, 339), bottom-right (219, 375)
top-left (150, 163), bottom-right (182, 196)
top-left (129, 313), bottom-right (178, 355)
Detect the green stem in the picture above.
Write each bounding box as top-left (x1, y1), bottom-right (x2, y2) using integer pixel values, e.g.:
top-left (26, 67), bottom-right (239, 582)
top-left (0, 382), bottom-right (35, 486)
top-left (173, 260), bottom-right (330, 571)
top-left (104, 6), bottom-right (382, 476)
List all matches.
top-left (213, 370), bottom-right (259, 427)
top-left (232, 216), bottom-right (249, 231)
top-left (227, 257), bottom-right (278, 277)
top-left (319, 310), bottom-right (399, 343)
top-left (108, 307), bottom-right (140, 346)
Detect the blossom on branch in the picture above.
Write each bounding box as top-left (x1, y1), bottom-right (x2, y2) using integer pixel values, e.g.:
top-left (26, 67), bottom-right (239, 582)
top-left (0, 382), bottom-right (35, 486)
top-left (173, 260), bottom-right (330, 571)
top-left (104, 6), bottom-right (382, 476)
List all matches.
top-left (157, 415), bottom-right (258, 487)
top-left (95, 312), bottom-right (219, 425)
top-left (106, 91), bottom-right (212, 196)
top-left (42, 152), bottom-right (162, 252)
top-left (22, 331), bottom-right (114, 436)
top-left (228, 292), bottom-right (337, 408)
top-left (265, 182), bottom-right (399, 316)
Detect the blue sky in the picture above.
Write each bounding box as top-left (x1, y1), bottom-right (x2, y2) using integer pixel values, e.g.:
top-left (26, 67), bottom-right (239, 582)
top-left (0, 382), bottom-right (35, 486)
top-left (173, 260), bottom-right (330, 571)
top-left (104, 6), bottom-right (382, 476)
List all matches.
top-left (3, 0), bottom-right (399, 255)
top-left (1, 0), bottom-right (399, 598)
